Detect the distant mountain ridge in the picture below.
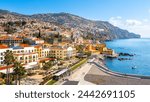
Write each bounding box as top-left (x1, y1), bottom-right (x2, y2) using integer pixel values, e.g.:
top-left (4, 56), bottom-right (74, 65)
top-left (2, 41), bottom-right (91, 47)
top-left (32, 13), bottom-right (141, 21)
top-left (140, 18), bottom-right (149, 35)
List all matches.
top-left (0, 9), bottom-right (141, 40)
top-left (30, 13), bottom-right (141, 40)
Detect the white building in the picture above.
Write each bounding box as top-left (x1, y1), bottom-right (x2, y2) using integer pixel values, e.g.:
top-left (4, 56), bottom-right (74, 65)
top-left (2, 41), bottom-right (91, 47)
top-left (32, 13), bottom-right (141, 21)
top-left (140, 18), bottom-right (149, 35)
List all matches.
top-left (42, 48), bottom-right (51, 58)
top-left (0, 44), bottom-right (39, 73)
top-left (12, 44), bottom-right (39, 68)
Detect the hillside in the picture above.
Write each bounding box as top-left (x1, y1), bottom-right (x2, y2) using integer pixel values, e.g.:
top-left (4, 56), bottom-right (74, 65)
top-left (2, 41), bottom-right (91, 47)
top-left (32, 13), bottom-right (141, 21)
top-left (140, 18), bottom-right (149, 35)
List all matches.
top-left (0, 9), bottom-right (141, 40)
top-left (31, 13), bottom-right (140, 40)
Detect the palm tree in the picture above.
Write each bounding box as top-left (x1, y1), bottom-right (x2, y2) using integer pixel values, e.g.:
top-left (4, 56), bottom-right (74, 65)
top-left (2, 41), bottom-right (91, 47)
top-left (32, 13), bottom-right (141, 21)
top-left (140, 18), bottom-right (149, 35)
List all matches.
top-left (3, 50), bottom-right (15, 85)
top-left (13, 61), bottom-right (26, 85)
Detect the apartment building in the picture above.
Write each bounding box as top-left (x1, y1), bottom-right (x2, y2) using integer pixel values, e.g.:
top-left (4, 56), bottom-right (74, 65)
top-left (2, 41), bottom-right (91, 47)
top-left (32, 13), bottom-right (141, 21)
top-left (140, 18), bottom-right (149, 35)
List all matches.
top-left (12, 44), bottom-right (39, 69)
top-left (50, 46), bottom-right (76, 59)
top-left (42, 48), bottom-right (51, 58)
top-left (0, 35), bottom-right (23, 46)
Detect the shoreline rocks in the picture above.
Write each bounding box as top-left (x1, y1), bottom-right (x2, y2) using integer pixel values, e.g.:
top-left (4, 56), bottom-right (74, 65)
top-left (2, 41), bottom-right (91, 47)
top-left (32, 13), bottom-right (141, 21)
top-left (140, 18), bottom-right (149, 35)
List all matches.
top-left (118, 58), bottom-right (132, 61)
top-left (119, 52), bottom-right (135, 57)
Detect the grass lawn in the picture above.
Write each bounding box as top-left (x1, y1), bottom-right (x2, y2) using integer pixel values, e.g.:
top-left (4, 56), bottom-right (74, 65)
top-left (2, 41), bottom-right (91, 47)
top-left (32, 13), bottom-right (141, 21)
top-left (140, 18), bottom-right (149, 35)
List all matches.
top-left (46, 79), bottom-right (57, 85)
top-left (70, 58), bottom-right (87, 71)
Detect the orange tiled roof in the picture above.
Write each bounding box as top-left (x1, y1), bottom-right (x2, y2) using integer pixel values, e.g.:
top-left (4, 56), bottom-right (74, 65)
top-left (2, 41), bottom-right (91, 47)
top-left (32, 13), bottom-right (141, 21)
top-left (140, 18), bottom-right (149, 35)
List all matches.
top-left (0, 63), bottom-right (25, 70)
top-left (34, 45), bottom-right (41, 48)
top-left (32, 38), bottom-right (43, 41)
top-left (0, 65), bottom-right (13, 70)
top-left (0, 44), bottom-right (8, 49)
top-left (39, 58), bottom-right (54, 63)
top-left (0, 36), bottom-right (22, 41)
top-left (19, 44), bottom-right (30, 47)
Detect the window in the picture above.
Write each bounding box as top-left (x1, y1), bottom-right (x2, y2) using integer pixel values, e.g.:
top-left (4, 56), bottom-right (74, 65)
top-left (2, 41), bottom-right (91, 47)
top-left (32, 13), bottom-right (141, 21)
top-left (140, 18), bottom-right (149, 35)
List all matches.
top-left (0, 53), bottom-right (3, 56)
top-left (0, 57), bottom-right (3, 60)
top-left (20, 57), bottom-right (23, 60)
top-left (0, 61), bottom-right (4, 65)
top-left (25, 57), bottom-right (28, 59)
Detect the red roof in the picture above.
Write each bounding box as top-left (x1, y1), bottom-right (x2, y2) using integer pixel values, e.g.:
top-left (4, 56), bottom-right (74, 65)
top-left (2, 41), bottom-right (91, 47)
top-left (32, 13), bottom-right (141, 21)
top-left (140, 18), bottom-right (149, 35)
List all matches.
top-left (0, 63), bottom-right (25, 71)
top-left (19, 44), bottom-right (30, 47)
top-left (34, 45), bottom-right (41, 48)
top-left (0, 36), bottom-right (22, 41)
top-left (0, 65), bottom-right (13, 70)
top-left (0, 44), bottom-right (8, 49)
top-left (39, 58), bottom-right (55, 63)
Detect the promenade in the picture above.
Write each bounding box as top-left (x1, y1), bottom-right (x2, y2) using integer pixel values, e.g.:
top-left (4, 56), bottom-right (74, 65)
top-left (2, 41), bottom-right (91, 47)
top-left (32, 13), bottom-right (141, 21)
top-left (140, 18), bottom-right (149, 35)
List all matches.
top-left (55, 63), bottom-right (95, 85)
top-left (55, 57), bottom-right (150, 85)
top-left (84, 60), bottom-right (150, 85)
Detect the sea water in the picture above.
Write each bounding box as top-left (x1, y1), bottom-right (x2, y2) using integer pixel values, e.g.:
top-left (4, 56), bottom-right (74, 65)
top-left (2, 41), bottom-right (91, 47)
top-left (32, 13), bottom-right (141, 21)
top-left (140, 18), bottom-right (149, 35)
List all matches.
top-left (105, 38), bottom-right (150, 76)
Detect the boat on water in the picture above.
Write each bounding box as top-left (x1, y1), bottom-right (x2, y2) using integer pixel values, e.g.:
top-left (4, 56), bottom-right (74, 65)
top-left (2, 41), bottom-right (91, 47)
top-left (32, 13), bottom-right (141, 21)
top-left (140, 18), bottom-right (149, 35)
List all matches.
top-left (132, 66), bottom-right (137, 69)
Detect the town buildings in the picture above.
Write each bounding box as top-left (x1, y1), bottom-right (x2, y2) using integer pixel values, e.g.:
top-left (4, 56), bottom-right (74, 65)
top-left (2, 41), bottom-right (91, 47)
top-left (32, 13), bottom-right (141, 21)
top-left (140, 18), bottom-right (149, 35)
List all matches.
top-left (0, 35), bottom-right (23, 46)
top-left (85, 43), bottom-right (114, 55)
top-left (50, 46), bottom-right (77, 59)
top-left (0, 35), bottom-right (77, 74)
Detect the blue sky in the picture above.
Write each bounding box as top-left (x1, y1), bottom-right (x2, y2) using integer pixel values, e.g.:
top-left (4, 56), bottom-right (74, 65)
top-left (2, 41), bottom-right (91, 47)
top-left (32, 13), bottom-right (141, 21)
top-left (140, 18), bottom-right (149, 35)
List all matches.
top-left (0, 0), bottom-right (150, 37)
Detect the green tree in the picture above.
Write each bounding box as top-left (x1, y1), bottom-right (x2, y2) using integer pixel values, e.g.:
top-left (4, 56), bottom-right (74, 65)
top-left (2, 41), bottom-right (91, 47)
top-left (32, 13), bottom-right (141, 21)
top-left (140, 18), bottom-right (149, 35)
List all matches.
top-left (75, 45), bottom-right (85, 53)
top-left (13, 61), bottom-right (26, 85)
top-left (43, 61), bottom-right (52, 76)
top-left (84, 51), bottom-right (92, 57)
top-left (3, 50), bottom-right (15, 85)
top-left (43, 61), bottom-right (52, 70)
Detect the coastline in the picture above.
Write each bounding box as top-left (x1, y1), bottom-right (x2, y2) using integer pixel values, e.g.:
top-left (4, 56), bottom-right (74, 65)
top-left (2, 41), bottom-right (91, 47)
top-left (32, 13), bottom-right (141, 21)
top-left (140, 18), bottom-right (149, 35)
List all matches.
top-left (84, 59), bottom-right (150, 85)
top-left (105, 38), bottom-right (150, 76)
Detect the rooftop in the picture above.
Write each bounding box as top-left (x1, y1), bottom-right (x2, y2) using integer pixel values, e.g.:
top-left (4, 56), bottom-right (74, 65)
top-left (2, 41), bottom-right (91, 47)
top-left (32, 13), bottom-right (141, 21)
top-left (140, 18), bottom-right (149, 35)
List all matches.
top-left (39, 58), bottom-right (55, 63)
top-left (0, 44), bottom-right (8, 49)
top-left (20, 44), bottom-right (30, 47)
top-left (0, 36), bottom-right (22, 41)
top-left (54, 68), bottom-right (69, 76)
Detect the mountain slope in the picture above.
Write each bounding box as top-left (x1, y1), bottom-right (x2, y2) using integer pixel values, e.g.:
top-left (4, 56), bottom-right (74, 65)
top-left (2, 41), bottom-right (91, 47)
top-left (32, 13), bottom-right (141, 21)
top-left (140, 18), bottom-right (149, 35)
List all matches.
top-left (31, 13), bottom-right (140, 40)
top-left (0, 9), bottom-right (141, 40)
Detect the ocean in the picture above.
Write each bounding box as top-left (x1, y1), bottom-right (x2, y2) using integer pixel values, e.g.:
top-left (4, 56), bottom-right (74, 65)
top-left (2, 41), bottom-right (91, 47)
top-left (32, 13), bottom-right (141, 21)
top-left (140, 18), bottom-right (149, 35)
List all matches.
top-left (105, 38), bottom-right (150, 76)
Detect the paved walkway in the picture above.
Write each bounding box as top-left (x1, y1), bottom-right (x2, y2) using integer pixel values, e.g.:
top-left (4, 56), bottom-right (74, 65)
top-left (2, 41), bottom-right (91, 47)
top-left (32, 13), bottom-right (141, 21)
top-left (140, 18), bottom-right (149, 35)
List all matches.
top-left (70, 63), bottom-right (95, 85)
top-left (85, 64), bottom-right (150, 85)
top-left (56, 63), bottom-right (95, 85)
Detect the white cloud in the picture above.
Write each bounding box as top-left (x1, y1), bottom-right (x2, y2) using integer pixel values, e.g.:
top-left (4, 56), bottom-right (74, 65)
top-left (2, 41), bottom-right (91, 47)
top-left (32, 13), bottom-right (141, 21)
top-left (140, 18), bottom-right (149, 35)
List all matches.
top-left (109, 17), bottom-right (150, 38)
top-left (109, 16), bottom-right (124, 26)
top-left (143, 19), bottom-right (149, 22)
top-left (125, 19), bottom-right (142, 26)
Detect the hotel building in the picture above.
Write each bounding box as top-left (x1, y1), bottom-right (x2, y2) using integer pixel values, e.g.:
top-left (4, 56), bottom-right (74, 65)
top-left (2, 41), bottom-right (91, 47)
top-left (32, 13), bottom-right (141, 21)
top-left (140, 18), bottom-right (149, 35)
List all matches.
top-left (50, 46), bottom-right (76, 59)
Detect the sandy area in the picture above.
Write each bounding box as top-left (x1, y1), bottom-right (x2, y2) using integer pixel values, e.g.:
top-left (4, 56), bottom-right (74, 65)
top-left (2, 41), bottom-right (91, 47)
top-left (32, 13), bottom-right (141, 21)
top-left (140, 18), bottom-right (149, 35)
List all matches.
top-left (84, 64), bottom-right (150, 85)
